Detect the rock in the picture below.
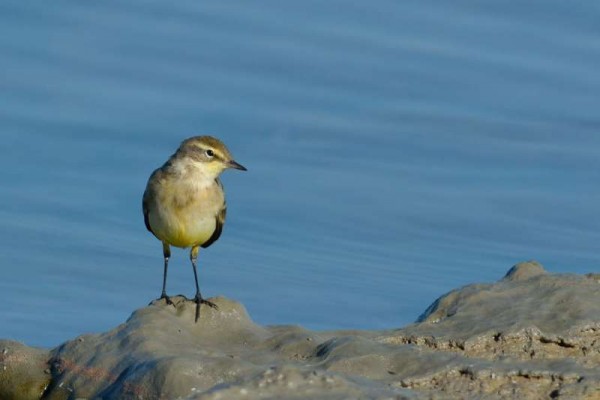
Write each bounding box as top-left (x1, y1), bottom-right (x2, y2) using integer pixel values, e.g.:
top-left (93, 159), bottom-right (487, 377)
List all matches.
top-left (43, 296), bottom-right (270, 400)
top-left (0, 340), bottom-right (50, 400)
top-left (502, 260), bottom-right (546, 281)
top-left (1, 262), bottom-right (599, 399)
top-left (384, 261), bottom-right (600, 398)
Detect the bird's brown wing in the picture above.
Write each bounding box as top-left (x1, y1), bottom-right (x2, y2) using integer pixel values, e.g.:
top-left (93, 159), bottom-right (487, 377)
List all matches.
top-left (143, 193), bottom-right (153, 234)
top-left (142, 168), bottom-right (162, 235)
top-left (201, 203), bottom-right (226, 248)
top-left (202, 179), bottom-right (227, 248)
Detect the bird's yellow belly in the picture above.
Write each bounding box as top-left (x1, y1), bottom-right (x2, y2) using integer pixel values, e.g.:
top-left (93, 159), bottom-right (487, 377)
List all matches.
top-left (146, 175), bottom-right (224, 248)
top-left (149, 206), bottom-right (216, 248)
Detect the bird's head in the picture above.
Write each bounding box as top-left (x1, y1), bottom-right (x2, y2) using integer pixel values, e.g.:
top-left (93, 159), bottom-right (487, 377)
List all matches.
top-left (175, 135), bottom-right (247, 177)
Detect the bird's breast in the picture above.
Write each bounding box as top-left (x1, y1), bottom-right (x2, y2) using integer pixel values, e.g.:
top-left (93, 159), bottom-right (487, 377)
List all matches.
top-left (148, 178), bottom-right (224, 248)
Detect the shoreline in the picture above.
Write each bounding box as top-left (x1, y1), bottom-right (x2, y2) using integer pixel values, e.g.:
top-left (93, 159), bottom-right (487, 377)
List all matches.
top-left (1, 261), bottom-right (599, 399)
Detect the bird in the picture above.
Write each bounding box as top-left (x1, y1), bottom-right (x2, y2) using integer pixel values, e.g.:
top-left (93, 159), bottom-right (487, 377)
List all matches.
top-left (142, 135), bottom-right (246, 322)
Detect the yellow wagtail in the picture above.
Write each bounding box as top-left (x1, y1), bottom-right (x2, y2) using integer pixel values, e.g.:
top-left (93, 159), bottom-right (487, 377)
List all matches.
top-left (142, 136), bottom-right (246, 321)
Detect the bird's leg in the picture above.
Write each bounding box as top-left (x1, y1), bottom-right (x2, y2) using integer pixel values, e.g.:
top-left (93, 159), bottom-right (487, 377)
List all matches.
top-left (190, 245), bottom-right (218, 322)
top-left (160, 242), bottom-right (174, 306)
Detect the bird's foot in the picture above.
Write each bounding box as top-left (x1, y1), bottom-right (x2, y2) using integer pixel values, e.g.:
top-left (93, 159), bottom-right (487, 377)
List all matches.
top-left (193, 294), bottom-right (218, 322)
top-left (195, 295), bottom-right (218, 309)
top-left (159, 292), bottom-right (175, 307)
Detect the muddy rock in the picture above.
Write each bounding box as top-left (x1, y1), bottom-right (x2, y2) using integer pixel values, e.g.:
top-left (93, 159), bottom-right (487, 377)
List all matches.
top-left (0, 340), bottom-right (50, 400)
top-left (1, 261), bottom-right (598, 399)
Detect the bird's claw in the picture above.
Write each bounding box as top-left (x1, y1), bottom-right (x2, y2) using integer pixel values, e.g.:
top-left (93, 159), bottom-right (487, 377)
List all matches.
top-left (194, 295), bottom-right (218, 322)
top-left (159, 293), bottom-right (175, 307)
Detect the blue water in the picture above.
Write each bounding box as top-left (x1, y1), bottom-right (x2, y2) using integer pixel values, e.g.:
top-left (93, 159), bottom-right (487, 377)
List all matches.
top-left (1, 1), bottom-right (600, 347)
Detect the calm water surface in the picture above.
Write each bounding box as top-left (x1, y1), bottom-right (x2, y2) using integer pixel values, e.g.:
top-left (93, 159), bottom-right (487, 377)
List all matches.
top-left (1, 1), bottom-right (600, 347)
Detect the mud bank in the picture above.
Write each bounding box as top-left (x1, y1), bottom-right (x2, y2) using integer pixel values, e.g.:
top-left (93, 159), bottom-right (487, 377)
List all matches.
top-left (1, 261), bottom-right (599, 399)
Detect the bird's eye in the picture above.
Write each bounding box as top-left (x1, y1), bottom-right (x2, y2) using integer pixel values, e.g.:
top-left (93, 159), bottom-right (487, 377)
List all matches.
top-left (205, 149), bottom-right (214, 158)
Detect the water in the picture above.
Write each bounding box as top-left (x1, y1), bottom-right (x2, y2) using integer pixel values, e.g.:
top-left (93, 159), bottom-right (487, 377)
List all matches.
top-left (1, 1), bottom-right (599, 348)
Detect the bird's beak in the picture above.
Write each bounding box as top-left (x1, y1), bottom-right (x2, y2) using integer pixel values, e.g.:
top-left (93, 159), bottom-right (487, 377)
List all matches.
top-left (228, 160), bottom-right (247, 171)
